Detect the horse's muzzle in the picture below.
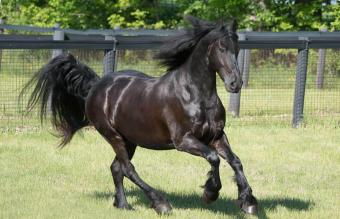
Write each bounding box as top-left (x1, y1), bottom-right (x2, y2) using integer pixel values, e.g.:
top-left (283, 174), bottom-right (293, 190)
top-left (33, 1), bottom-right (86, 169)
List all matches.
top-left (225, 80), bottom-right (243, 93)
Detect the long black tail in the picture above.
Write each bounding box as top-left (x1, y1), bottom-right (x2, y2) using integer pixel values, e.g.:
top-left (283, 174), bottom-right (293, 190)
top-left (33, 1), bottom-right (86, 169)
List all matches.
top-left (21, 53), bottom-right (100, 146)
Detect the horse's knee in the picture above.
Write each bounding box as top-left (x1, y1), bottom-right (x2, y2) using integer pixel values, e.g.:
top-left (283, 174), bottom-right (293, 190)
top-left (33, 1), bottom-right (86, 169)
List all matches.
top-left (207, 151), bottom-right (220, 166)
top-left (110, 160), bottom-right (121, 175)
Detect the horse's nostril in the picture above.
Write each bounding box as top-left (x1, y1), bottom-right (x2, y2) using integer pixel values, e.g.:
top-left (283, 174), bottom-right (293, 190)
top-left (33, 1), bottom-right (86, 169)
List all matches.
top-left (230, 81), bottom-right (236, 88)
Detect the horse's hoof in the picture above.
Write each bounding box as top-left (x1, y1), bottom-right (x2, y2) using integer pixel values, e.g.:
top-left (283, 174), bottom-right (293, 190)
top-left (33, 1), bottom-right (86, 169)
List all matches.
top-left (236, 194), bottom-right (258, 215)
top-left (113, 202), bottom-right (134, 210)
top-left (241, 204), bottom-right (258, 215)
top-left (202, 189), bottom-right (219, 204)
top-left (154, 202), bottom-right (172, 215)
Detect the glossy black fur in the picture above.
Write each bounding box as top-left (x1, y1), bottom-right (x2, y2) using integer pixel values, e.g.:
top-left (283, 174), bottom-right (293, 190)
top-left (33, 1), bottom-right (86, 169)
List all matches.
top-left (22, 16), bottom-right (258, 214)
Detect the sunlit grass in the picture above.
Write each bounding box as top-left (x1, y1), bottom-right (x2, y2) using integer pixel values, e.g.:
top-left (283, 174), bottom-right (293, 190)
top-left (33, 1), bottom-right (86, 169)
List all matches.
top-left (1, 122), bottom-right (339, 218)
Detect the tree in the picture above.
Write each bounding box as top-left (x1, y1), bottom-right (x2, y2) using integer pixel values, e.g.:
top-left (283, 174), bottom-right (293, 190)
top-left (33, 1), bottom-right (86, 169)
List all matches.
top-left (1, 0), bottom-right (339, 31)
top-left (107, 0), bottom-right (184, 29)
top-left (244, 0), bottom-right (340, 31)
top-left (0, 0), bottom-right (114, 29)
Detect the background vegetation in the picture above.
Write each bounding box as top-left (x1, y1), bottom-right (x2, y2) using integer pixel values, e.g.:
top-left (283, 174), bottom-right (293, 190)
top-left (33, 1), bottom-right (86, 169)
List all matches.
top-left (1, 0), bottom-right (340, 31)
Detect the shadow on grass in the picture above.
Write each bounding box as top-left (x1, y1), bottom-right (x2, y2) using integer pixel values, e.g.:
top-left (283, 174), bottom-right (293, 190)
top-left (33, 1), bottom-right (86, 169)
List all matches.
top-left (91, 189), bottom-right (314, 219)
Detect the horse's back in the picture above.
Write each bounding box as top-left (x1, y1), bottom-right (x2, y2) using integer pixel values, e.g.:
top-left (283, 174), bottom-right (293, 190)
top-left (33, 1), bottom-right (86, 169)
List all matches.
top-left (86, 69), bottom-right (154, 107)
top-left (112, 69), bottom-right (153, 79)
top-left (86, 69), bottom-right (153, 113)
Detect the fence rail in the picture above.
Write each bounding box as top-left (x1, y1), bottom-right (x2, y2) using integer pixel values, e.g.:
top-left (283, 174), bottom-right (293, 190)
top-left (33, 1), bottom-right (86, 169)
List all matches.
top-left (1, 24), bottom-right (340, 128)
top-left (1, 34), bottom-right (340, 49)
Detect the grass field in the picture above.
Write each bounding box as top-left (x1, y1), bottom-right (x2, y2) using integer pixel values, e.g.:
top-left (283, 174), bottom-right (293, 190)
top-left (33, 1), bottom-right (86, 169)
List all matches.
top-left (1, 120), bottom-right (339, 219)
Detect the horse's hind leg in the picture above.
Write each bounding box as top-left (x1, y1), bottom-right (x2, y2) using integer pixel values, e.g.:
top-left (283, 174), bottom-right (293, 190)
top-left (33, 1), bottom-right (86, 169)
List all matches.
top-left (211, 133), bottom-right (258, 214)
top-left (120, 158), bottom-right (172, 214)
top-left (110, 143), bottom-right (136, 209)
top-left (97, 125), bottom-right (172, 214)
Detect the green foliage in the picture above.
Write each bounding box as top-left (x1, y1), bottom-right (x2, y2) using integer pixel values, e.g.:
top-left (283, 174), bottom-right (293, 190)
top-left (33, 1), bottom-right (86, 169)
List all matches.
top-left (243, 0), bottom-right (340, 31)
top-left (1, 0), bottom-right (339, 31)
top-left (107, 0), bottom-right (183, 29)
top-left (0, 0), bottom-right (114, 29)
top-left (323, 3), bottom-right (340, 30)
top-left (183, 0), bottom-right (252, 22)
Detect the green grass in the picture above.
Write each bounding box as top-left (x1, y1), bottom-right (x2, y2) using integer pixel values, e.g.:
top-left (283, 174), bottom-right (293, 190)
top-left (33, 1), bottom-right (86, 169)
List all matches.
top-left (1, 122), bottom-right (339, 219)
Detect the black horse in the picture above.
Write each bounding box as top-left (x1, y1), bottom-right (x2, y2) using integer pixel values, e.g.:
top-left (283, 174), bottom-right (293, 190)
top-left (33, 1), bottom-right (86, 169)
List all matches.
top-left (22, 16), bottom-right (258, 214)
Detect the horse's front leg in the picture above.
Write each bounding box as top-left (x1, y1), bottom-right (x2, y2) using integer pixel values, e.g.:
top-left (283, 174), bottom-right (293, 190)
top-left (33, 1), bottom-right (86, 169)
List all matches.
top-left (211, 132), bottom-right (258, 214)
top-left (174, 133), bottom-right (222, 203)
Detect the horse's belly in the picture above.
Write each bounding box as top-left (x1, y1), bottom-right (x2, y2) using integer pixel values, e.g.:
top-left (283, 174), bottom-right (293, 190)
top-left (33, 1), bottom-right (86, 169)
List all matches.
top-left (117, 119), bottom-right (173, 149)
top-left (111, 89), bottom-right (172, 148)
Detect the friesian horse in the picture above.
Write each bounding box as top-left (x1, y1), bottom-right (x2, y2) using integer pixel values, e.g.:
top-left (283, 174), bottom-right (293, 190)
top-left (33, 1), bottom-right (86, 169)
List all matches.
top-left (22, 16), bottom-right (258, 214)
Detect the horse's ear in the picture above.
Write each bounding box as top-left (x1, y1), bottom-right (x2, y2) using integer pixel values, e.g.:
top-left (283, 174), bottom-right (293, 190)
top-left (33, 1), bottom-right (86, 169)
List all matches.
top-left (184, 15), bottom-right (215, 28)
top-left (218, 18), bottom-right (224, 26)
top-left (184, 15), bottom-right (202, 27)
top-left (229, 19), bottom-right (238, 32)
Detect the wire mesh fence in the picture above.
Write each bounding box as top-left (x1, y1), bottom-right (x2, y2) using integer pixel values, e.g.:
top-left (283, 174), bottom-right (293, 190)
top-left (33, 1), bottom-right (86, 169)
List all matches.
top-left (305, 49), bottom-right (340, 118)
top-left (0, 47), bottom-right (339, 129)
top-left (0, 49), bottom-right (105, 129)
top-left (238, 49), bottom-right (296, 118)
top-left (0, 49), bottom-right (47, 128)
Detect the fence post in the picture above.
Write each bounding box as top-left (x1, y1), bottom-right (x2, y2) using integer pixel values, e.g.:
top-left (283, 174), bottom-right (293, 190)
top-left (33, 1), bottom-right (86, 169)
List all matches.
top-left (242, 28), bottom-right (252, 88)
top-left (103, 35), bottom-right (117, 75)
top-left (52, 23), bottom-right (64, 58)
top-left (0, 18), bottom-right (4, 34)
top-left (228, 33), bottom-right (246, 117)
top-left (47, 23), bottom-right (64, 111)
top-left (292, 37), bottom-right (309, 128)
top-left (0, 18), bottom-right (5, 72)
top-left (316, 28), bottom-right (327, 89)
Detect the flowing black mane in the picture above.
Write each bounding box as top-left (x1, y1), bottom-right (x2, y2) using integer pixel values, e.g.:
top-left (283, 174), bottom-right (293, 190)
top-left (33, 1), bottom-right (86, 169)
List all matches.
top-left (156, 16), bottom-right (233, 71)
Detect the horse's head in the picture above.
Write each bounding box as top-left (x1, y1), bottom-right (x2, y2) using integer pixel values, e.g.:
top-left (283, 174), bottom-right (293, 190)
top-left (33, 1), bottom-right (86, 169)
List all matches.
top-left (207, 20), bottom-right (242, 93)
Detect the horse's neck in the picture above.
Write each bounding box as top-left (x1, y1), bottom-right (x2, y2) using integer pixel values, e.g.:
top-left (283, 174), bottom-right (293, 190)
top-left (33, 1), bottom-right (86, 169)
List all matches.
top-left (176, 50), bottom-right (217, 98)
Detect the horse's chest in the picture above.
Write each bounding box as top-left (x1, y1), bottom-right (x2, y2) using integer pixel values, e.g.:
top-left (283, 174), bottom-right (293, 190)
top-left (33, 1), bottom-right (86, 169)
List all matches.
top-left (191, 106), bottom-right (225, 142)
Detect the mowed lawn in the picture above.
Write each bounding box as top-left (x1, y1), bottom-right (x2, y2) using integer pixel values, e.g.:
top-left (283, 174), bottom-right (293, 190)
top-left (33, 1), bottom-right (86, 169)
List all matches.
top-left (1, 121), bottom-right (339, 219)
